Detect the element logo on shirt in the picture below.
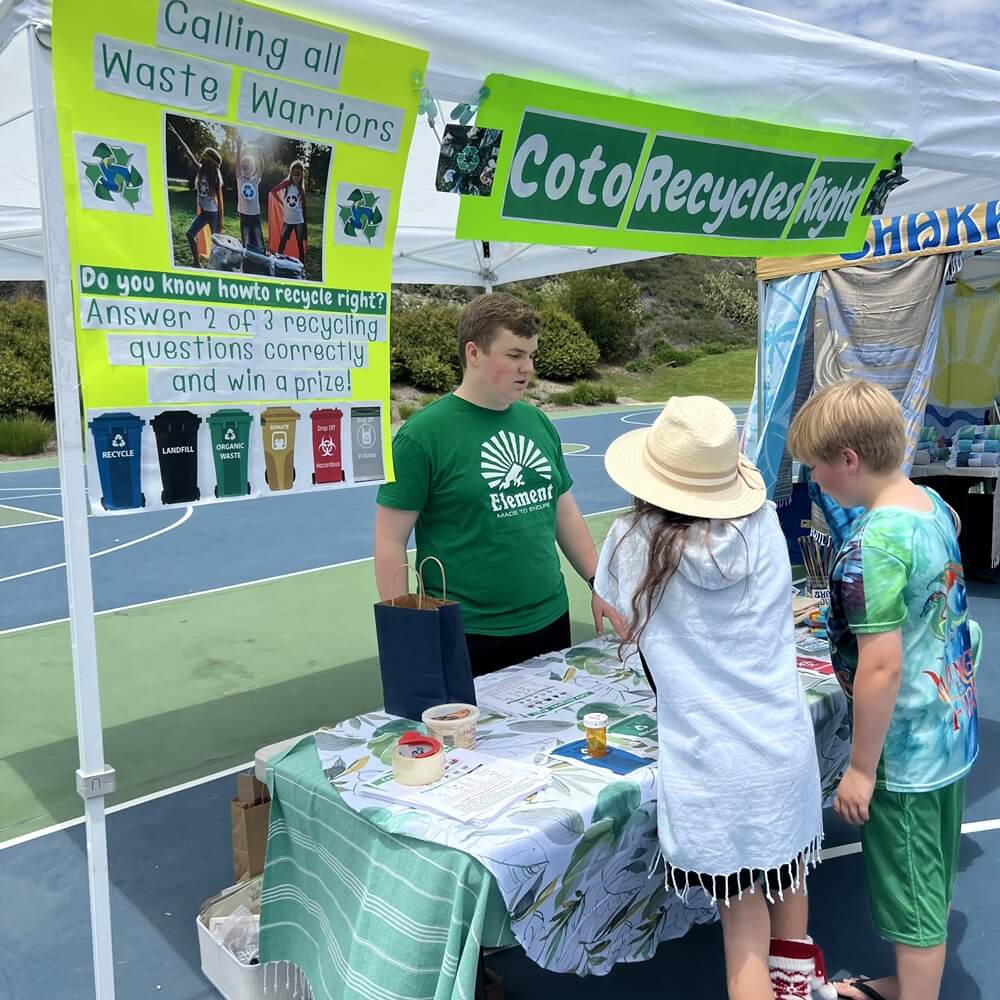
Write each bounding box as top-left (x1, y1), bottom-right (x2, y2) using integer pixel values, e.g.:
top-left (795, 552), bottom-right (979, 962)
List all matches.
top-left (480, 431), bottom-right (552, 489)
top-left (481, 431), bottom-right (555, 518)
top-left (198, 178), bottom-right (210, 198)
top-left (285, 190), bottom-right (299, 209)
top-left (241, 182), bottom-right (256, 200)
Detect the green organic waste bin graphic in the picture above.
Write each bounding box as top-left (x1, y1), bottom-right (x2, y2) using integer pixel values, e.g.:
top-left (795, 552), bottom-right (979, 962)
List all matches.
top-left (208, 409), bottom-right (253, 498)
top-left (261, 406), bottom-right (301, 491)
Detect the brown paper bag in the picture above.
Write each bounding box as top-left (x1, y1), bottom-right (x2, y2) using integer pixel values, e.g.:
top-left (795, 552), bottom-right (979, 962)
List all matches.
top-left (231, 773), bottom-right (271, 882)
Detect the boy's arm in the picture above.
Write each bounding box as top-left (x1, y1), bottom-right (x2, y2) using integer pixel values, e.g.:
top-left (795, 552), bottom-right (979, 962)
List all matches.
top-left (835, 629), bottom-right (902, 825)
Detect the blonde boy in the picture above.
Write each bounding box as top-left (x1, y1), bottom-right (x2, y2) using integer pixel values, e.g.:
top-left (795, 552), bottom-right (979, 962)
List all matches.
top-left (788, 379), bottom-right (979, 1000)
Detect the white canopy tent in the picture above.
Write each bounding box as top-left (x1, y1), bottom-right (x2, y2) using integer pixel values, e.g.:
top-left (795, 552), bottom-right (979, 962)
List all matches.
top-left (5, 0), bottom-right (1000, 286)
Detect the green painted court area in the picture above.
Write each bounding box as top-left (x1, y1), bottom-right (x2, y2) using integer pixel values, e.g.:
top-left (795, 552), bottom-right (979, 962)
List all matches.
top-left (0, 510), bottom-right (621, 842)
top-left (0, 506), bottom-right (55, 527)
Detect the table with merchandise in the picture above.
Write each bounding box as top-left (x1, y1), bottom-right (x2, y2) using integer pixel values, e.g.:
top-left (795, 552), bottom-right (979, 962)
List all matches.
top-left (259, 632), bottom-right (848, 1000)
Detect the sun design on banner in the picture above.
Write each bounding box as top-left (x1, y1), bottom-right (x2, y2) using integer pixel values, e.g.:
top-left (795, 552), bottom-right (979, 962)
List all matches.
top-left (930, 290), bottom-right (1000, 408)
top-left (481, 431), bottom-right (552, 489)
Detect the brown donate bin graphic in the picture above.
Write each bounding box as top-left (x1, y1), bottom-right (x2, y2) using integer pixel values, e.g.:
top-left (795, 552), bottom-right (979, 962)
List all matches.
top-left (260, 406), bottom-right (300, 491)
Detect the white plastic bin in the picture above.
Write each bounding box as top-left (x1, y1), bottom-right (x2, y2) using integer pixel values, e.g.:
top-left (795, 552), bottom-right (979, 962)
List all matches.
top-left (197, 877), bottom-right (311, 999)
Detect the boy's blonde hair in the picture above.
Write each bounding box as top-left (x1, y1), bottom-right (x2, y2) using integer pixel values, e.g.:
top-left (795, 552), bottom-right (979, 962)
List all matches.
top-left (788, 378), bottom-right (905, 473)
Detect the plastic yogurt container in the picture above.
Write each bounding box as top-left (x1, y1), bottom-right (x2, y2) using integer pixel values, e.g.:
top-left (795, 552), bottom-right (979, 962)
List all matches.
top-left (421, 703), bottom-right (480, 749)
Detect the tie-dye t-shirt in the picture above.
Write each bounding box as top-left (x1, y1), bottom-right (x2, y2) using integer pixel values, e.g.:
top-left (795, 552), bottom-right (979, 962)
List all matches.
top-left (827, 488), bottom-right (978, 793)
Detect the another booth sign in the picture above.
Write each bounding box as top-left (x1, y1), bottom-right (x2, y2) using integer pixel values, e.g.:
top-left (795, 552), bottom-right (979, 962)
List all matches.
top-left (51, 0), bottom-right (427, 514)
top-left (758, 200), bottom-right (1000, 280)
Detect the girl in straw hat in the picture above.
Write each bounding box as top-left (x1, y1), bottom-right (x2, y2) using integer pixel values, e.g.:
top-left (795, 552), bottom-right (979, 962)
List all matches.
top-left (595, 396), bottom-right (834, 1000)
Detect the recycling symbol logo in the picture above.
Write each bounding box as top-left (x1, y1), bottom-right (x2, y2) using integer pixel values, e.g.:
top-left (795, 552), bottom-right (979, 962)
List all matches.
top-left (224, 428), bottom-right (237, 441)
top-left (338, 188), bottom-right (384, 243)
top-left (456, 145), bottom-right (480, 174)
top-left (112, 433), bottom-right (126, 447)
top-left (83, 142), bottom-right (145, 208)
top-left (241, 182), bottom-right (256, 200)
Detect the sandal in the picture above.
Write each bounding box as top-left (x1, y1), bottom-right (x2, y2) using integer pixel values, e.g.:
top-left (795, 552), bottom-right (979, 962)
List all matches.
top-left (836, 978), bottom-right (887, 1000)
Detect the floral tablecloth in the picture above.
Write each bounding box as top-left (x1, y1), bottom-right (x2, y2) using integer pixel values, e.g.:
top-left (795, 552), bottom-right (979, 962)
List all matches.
top-left (263, 634), bottom-right (849, 990)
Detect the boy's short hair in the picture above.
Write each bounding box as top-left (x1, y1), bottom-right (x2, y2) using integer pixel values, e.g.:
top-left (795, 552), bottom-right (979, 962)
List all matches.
top-left (788, 378), bottom-right (905, 473)
top-left (458, 293), bottom-right (539, 369)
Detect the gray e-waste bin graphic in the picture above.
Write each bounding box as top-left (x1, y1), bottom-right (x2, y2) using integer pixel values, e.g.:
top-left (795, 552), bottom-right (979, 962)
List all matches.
top-left (351, 405), bottom-right (384, 482)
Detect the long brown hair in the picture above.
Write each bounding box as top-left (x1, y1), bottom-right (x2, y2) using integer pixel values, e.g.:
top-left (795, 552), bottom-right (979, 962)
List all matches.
top-left (613, 499), bottom-right (706, 649)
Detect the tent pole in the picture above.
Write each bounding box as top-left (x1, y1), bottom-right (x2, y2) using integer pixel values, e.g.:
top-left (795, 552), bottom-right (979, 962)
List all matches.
top-left (28, 26), bottom-right (117, 1000)
top-left (756, 278), bottom-right (766, 446)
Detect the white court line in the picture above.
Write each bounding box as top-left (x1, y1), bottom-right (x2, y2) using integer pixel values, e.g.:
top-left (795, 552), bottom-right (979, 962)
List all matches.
top-left (0, 465), bottom-right (58, 476)
top-left (0, 759), bottom-right (254, 852)
top-left (0, 486), bottom-right (60, 491)
top-left (0, 505), bottom-right (631, 639)
top-left (0, 505), bottom-right (194, 585)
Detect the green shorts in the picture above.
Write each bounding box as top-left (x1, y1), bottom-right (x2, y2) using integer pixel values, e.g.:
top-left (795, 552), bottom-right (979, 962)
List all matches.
top-left (861, 778), bottom-right (965, 948)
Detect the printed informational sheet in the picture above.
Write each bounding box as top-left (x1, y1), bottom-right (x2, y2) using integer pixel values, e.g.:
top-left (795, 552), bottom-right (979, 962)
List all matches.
top-left (358, 748), bottom-right (551, 826)
top-left (51, 0), bottom-right (427, 514)
top-left (476, 673), bottom-right (599, 719)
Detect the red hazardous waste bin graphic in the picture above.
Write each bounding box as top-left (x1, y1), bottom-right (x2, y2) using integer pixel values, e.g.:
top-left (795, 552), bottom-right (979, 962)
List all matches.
top-left (310, 408), bottom-right (345, 484)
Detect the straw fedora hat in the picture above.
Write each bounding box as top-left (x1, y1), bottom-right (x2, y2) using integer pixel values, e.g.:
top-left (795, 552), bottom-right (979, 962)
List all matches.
top-left (605, 396), bottom-right (766, 519)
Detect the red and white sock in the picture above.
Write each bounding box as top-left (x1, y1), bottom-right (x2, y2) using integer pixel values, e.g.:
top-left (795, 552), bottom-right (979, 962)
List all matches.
top-left (769, 937), bottom-right (837, 1000)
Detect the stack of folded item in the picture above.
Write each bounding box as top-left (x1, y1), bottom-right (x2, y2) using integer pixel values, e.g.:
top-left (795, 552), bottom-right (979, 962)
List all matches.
top-left (949, 425), bottom-right (1000, 468)
top-left (914, 426), bottom-right (950, 466)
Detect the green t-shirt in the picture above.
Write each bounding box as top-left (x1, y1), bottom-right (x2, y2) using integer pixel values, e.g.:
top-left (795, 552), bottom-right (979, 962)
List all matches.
top-left (376, 393), bottom-right (573, 635)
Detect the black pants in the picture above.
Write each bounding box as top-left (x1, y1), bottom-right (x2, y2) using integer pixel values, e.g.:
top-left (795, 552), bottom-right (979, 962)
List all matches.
top-left (278, 222), bottom-right (306, 256)
top-left (465, 611), bottom-right (571, 678)
top-left (239, 212), bottom-right (263, 251)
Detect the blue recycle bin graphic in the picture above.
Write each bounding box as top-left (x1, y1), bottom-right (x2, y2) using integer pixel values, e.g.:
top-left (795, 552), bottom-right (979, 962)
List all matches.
top-left (88, 412), bottom-right (146, 511)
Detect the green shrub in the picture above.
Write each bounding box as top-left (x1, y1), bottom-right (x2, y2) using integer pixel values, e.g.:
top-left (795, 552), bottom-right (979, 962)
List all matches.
top-left (408, 354), bottom-right (456, 394)
top-left (626, 357), bottom-right (658, 374)
top-left (0, 413), bottom-right (54, 456)
top-left (702, 270), bottom-right (758, 332)
top-left (390, 303), bottom-right (462, 385)
top-left (0, 299), bottom-right (52, 415)
top-left (651, 340), bottom-right (698, 367)
top-left (560, 272), bottom-right (642, 362)
top-left (549, 380), bottom-right (618, 406)
top-left (534, 306), bottom-right (599, 381)
top-left (398, 403), bottom-right (420, 422)
top-left (571, 380), bottom-right (618, 405)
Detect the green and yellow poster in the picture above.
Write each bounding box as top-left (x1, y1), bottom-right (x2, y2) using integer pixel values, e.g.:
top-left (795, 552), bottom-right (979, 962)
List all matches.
top-left (51, 0), bottom-right (426, 513)
top-left (458, 74), bottom-right (909, 258)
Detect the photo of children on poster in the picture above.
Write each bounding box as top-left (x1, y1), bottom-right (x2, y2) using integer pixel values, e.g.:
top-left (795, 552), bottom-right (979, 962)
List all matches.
top-left (164, 112), bottom-right (332, 283)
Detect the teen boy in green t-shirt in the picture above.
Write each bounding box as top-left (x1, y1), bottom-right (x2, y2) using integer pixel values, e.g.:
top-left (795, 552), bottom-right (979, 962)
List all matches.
top-left (375, 293), bottom-right (623, 676)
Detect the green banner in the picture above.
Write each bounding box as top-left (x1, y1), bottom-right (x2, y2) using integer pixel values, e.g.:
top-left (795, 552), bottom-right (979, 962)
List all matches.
top-left (458, 75), bottom-right (910, 257)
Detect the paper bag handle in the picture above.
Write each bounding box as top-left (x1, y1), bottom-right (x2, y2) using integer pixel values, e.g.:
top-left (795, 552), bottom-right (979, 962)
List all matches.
top-left (389, 564), bottom-right (421, 608)
top-left (418, 556), bottom-right (448, 602)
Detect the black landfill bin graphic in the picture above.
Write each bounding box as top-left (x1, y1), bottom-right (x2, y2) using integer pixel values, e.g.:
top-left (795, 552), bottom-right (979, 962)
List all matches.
top-left (261, 406), bottom-right (300, 491)
top-left (208, 409), bottom-right (253, 498)
top-left (310, 408), bottom-right (345, 484)
top-left (88, 412), bottom-right (146, 511)
top-left (351, 406), bottom-right (385, 482)
top-left (151, 410), bottom-right (202, 504)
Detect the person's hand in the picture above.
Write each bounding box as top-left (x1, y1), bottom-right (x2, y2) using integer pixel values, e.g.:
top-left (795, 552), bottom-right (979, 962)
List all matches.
top-left (834, 764), bottom-right (876, 825)
top-left (592, 592), bottom-right (627, 638)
